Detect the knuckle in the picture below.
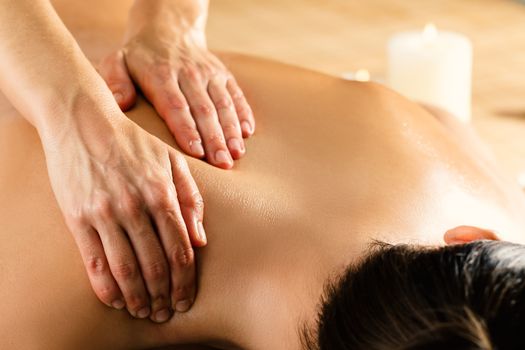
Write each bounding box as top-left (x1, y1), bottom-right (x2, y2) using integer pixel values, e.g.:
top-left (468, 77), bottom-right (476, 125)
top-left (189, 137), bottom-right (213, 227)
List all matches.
top-left (168, 246), bottom-right (194, 269)
top-left (143, 260), bottom-right (167, 282)
top-left (90, 197), bottom-right (113, 220)
top-left (172, 285), bottom-right (191, 300)
top-left (155, 64), bottom-right (175, 83)
top-left (112, 260), bottom-right (139, 280)
top-left (199, 62), bottom-right (217, 77)
top-left (165, 94), bottom-right (189, 112)
top-left (86, 255), bottom-right (107, 275)
top-left (181, 65), bottom-right (201, 82)
top-left (221, 122), bottom-right (239, 134)
top-left (231, 89), bottom-right (245, 102)
top-left (235, 101), bottom-right (251, 117)
top-left (171, 151), bottom-right (187, 166)
top-left (162, 207), bottom-right (180, 229)
top-left (119, 192), bottom-right (142, 220)
top-left (64, 208), bottom-right (87, 229)
top-left (126, 294), bottom-right (147, 309)
top-left (175, 122), bottom-right (199, 137)
top-left (207, 132), bottom-right (226, 147)
top-left (96, 285), bottom-right (118, 303)
top-left (214, 96), bottom-right (233, 110)
top-left (192, 103), bottom-right (214, 119)
top-left (150, 186), bottom-right (176, 212)
top-left (188, 192), bottom-right (204, 212)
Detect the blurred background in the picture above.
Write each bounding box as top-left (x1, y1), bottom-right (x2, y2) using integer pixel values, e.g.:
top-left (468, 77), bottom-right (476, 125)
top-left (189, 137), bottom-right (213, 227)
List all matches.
top-left (206, 0), bottom-right (525, 183)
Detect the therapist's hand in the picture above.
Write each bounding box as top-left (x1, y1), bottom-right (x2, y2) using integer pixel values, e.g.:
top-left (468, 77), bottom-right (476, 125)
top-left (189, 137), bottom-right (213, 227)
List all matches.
top-left (42, 111), bottom-right (206, 323)
top-left (99, 0), bottom-right (255, 170)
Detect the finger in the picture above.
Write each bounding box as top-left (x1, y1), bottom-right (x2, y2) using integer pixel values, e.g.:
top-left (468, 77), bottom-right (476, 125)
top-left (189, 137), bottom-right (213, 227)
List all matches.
top-left (116, 190), bottom-right (172, 323)
top-left (179, 68), bottom-right (233, 169)
top-left (142, 173), bottom-right (196, 313)
top-left (146, 76), bottom-right (205, 159)
top-left (92, 204), bottom-right (150, 319)
top-left (227, 78), bottom-right (255, 138)
top-left (99, 50), bottom-right (137, 111)
top-left (208, 77), bottom-right (245, 160)
top-left (169, 149), bottom-right (206, 247)
top-left (72, 225), bottom-right (124, 310)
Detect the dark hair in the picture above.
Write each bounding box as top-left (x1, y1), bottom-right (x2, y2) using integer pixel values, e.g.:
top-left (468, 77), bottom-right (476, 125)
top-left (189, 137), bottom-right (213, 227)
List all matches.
top-left (303, 240), bottom-right (525, 350)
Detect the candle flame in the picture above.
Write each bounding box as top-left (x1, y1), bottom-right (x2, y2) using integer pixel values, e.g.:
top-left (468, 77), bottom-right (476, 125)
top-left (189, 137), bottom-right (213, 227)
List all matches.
top-left (422, 22), bottom-right (438, 42)
top-left (355, 69), bottom-right (370, 82)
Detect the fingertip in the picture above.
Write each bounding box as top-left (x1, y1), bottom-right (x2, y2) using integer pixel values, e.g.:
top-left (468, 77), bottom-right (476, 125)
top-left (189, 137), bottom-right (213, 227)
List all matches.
top-left (122, 92), bottom-right (137, 112)
top-left (111, 299), bottom-right (126, 310)
top-left (212, 149), bottom-right (234, 169)
top-left (191, 220), bottom-right (207, 247)
top-left (194, 238), bottom-right (207, 248)
top-left (213, 160), bottom-right (234, 170)
top-left (175, 299), bottom-right (193, 313)
top-left (241, 120), bottom-right (254, 138)
top-left (170, 282), bottom-right (195, 314)
top-left (113, 92), bottom-right (125, 108)
top-left (151, 308), bottom-right (172, 323)
top-left (188, 139), bottom-right (205, 159)
top-left (136, 306), bottom-right (151, 319)
top-left (113, 88), bottom-right (137, 112)
top-left (227, 138), bottom-right (245, 160)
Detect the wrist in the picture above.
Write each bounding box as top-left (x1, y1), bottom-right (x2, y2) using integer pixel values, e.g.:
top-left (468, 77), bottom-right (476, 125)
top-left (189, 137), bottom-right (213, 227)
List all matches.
top-left (22, 48), bottom-right (123, 139)
top-left (37, 86), bottom-right (125, 152)
top-left (126, 0), bottom-right (208, 42)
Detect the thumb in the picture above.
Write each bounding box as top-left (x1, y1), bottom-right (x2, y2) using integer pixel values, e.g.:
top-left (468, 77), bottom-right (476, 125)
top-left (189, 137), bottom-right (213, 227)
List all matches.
top-left (99, 50), bottom-right (137, 111)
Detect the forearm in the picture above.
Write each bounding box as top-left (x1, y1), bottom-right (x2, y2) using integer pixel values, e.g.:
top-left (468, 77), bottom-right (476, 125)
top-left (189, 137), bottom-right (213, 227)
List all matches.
top-left (0, 0), bottom-right (118, 141)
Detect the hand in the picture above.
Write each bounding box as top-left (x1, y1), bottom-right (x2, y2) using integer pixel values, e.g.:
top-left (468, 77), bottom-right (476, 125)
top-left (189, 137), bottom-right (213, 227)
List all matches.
top-left (41, 111), bottom-right (206, 323)
top-left (99, 7), bottom-right (255, 169)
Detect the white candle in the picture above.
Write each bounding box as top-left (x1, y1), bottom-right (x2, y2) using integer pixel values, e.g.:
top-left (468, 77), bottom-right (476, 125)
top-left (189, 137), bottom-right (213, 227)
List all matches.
top-left (341, 69), bottom-right (371, 82)
top-left (387, 23), bottom-right (473, 122)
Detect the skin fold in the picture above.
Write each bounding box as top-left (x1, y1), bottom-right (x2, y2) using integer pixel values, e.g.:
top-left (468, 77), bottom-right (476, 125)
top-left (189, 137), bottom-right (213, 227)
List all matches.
top-left (1, 1), bottom-right (525, 349)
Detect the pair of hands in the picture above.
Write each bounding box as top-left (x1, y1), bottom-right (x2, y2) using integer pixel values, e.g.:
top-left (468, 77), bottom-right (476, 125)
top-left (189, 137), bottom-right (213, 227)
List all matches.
top-left (48, 7), bottom-right (254, 323)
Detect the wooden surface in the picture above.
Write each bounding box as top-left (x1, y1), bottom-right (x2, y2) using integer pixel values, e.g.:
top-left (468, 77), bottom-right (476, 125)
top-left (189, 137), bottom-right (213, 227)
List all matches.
top-left (206, 0), bottom-right (525, 182)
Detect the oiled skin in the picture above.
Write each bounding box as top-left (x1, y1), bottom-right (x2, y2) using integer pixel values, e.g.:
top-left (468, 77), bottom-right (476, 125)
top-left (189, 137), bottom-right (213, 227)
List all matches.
top-left (1, 1), bottom-right (525, 350)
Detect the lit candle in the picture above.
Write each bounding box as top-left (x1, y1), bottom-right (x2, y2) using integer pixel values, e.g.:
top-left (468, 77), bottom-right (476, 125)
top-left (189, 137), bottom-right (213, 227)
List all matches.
top-left (387, 23), bottom-right (473, 122)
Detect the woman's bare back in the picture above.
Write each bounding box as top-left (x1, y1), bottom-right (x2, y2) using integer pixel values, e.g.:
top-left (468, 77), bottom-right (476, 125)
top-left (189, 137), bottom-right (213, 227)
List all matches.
top-left (1, 50), bottom-right (525, 349)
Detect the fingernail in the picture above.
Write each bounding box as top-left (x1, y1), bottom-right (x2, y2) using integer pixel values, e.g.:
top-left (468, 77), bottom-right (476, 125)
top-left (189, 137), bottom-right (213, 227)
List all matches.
top-left (136, 306), bottom-right (150, 319)
top-left (152, 308), bottom-right (171, 323)
top-left (111, 299), bottom-right (125, 310)
top-left (227, 138), bottom-right (244, 154)
top-left (189, 139), bottom-right (205, 157)
top-left (175, 299), bottom-right (192, 313)
top-left (241, 121), bottom-right (253, 135)
top-left (197, 221), bottom-right (207, 244)
top-left (215, 149), bottom-right (232, 166)
top-left (113, 92), bottom-right (124, 105)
